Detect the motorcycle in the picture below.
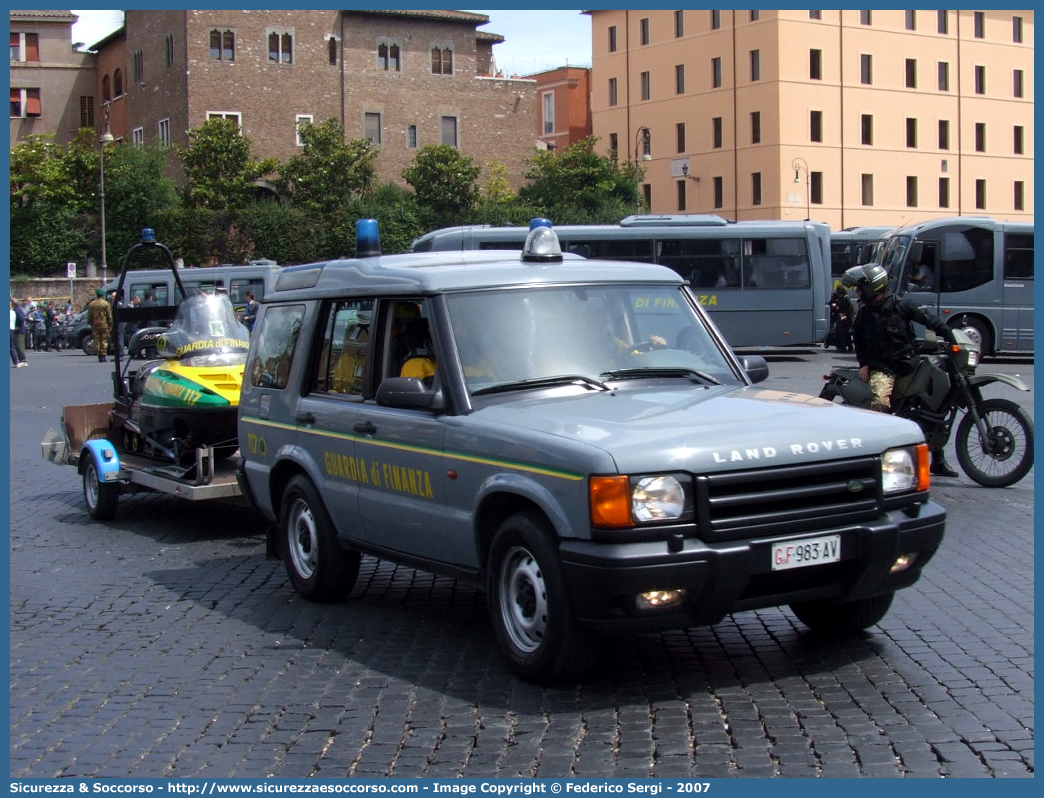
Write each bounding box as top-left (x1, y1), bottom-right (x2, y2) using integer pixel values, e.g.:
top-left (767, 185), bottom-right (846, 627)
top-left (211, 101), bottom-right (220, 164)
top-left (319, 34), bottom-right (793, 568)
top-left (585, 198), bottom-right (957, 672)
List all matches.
top-left (820, 328), bottom-right (1033, 488)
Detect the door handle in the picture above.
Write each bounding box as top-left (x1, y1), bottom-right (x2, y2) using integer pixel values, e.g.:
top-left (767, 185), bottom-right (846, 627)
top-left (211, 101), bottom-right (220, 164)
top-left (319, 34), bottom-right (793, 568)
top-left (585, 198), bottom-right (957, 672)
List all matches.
top-left (353, 421), bottom-right (377, 435)
top-left (295, 411), bottom-right (315, 425)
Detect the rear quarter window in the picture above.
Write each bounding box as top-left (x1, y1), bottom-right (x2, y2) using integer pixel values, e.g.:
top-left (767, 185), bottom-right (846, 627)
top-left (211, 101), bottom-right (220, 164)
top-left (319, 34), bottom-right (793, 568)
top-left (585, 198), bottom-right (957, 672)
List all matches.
top-left (248, 304), bottom-right (306, 389)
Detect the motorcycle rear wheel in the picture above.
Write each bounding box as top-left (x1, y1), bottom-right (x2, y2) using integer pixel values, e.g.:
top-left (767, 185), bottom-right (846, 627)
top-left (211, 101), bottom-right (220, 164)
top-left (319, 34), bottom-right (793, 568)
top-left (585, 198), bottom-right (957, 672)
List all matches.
top-left (955, 398), bottom-right (1034, 488)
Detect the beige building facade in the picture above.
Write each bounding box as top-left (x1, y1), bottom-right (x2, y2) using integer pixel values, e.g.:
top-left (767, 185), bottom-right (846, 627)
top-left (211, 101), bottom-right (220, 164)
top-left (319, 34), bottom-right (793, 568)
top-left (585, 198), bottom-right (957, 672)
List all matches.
top-left (588, 10), bottom-right (1033, 227)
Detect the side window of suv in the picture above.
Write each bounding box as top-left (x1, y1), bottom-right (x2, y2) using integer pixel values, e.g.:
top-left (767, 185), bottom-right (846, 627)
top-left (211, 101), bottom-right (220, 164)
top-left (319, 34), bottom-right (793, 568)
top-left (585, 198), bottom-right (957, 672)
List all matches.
top-left (248, 304), bottom-right (305, 389)
top-left (313, 299), bottom-right (373, 396)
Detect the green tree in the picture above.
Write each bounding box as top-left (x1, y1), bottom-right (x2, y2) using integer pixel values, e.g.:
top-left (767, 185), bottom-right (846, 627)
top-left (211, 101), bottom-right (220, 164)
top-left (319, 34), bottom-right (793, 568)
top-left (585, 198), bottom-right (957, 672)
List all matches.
top-left (277, 119), bottom-right (377, 214)
top-left (180, 117), bottom-right (277, 210)
top-left (100, 141), bottom-right (180, 260)
top-left (402, 144), bottom-right (481, 229)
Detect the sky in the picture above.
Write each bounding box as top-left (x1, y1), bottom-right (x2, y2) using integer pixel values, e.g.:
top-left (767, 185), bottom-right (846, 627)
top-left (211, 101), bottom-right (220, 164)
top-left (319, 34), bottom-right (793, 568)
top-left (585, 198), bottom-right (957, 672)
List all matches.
top-left (70, 9), bottom-right (592, 76)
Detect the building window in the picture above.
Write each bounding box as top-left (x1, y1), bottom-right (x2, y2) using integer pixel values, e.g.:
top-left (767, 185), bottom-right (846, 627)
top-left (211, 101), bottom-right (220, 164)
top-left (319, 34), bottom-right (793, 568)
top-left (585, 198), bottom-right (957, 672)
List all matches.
top-left (407, 124), bottom-right (418, 149)
top-left (132, 50), bottom-right (144, 83)
top-left (268, 30), bottom-right (293, 64)
top-left (810, 171), bottom-right (823, 205)
top-left (643, 184), bottom-right (651, 209)
top-left (809, 49), bottom-right (821, 80)
top-left (860, 54), bottom-right (872, 85)
top-left (608, 26), bottom-right (617, 52)
top-left (640, 71), bottom-right (651, 100)
top-left (938, 62), bottom-right (949, 91)
top-left (608, 132), bottom-right (618, 158)
top-left (165, 33), bottom-right (175, 67)
top-left (937, 11), bottom-right (949, 35)
top-left (675, 11), bottom-right (684, 37)
top-left (114, 68), bottom-right (124, 97)
top-left (676, 122), bottom-right (685, 153)
top-left (675, 64), bottom-right (685, 94)
top-left (608, 77), bottom-right (618, 106)
top-left (750, 11), bottom-right (760, 21)
top-left (809, 11), bottom-right (822, 20)
top-left (542, 92), bottom-right (554, 135)
top-left (750, 49), bottom-right (760, 81)
top-left (431, 45), bottom-right (453, 75)
top-left (209, 29), bottom-right (234, 61)
top-left (906, 118), bottom-right (917, 148)
top-left (861, 114), bottom-right (873, 146)
top-left (364, 112), bottom-right (382, 145)
top-left (1014, 181), bottom-right (1024, 211)
top-left (711, 57), bottom-right (722, 88)
top-left (810, 110), bottom-right (822, 142)
top-left (132, 127), bottom-right (144, 146)
top-left (938, 120), bottom-right (950, 149)
top-left (79, 95), bottom-right (94, 128)
top-left (974, 66), bottom-right (985, 94)
top-left (640, 17), bottom-right (650, 45)
top-left (295, 114), bottom-right (313, 146)
top-left (905, 11), bottom-right (916, 30)
top-left (712, 117), bottom-right (723, 149)
top-left (441, 115), bottom-right (458, 147)
top-left (102, 75), bottom-right (111, 103)
top-left (711, 11), bottom-right (721, 30)
top-left (328, 37), bottom-right (339, 65)
top-left (158, 117), bottom-right (170, 146)
top-left (10, 87), bottom-right (41, 118)
top-left (1013, 126), bottom-right (1024, 155)
top-left (751, 172), bottom-right (762, 206)
top-left (973, 12), bottom-right (985, 38)
top-left (975, 123), bottom-right (986, 152)
top-left (677, 180), bottom-right (687, 211)
top-left (861, 174), bottom-right (874, 206)
top-left (939, 177), bottom-right (950, 208)
top-left (750, 111), bottom-right (761, 144)
top-left (860, 11), bottom-right (872, 25)
top-left (207, 111), bottom-right (241, 129)
top-left (713, 176), bottom-right (724, 208)
top-left (1013, 69), bottom-right (1023, 98)
top-left (975, 179), bottom-right (986, 210)
top-left (905, 59), bottom-right (916, 89)
top-left (10, 32), bottom-right (39, 62)
top-left (1012, 15), bottom-right (1023, 43)
top-left (377, 40), bottom-right (401, 72)
top-left (906, 176), bottom-right (918, 207)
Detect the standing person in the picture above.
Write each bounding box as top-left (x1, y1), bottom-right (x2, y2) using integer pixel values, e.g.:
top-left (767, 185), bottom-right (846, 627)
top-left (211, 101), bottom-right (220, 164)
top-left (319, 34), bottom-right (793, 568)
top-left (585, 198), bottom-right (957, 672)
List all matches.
top-left (26, 301), bottom-right (45, 351)
top-left (827, 285), bottom-right (854, 353)
top-left (841, 263), bottom-right (958, 477)
top-left (241, 291), bottom-right (259, 333)
top-left (10, 297), bottom-right (27, 367)
top-left (42, 300), bottom-right (57, 351)
top-left (86, 289), bottom-right (113, 362)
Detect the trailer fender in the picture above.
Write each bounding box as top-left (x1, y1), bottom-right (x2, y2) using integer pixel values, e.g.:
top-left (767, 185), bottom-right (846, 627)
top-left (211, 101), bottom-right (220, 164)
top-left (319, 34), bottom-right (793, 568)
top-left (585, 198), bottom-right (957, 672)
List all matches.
top-left (78, 439), bottom-right (122, 483)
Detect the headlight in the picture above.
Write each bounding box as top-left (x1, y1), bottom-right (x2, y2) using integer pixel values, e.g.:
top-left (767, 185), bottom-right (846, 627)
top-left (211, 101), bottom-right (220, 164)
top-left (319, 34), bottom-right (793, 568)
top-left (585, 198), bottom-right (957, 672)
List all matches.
top-left (590, 474), bottom-right (693, 527)
top-left (882, 445), bottom-right (930, 494)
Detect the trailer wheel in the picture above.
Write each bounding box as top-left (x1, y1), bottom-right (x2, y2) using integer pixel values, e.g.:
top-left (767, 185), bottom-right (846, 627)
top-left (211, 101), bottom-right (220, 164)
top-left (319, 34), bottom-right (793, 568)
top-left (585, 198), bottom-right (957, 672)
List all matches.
top-left (83, 458), bottom-right (119, 520)
top-left (280, 475), bottom-right (360, 602)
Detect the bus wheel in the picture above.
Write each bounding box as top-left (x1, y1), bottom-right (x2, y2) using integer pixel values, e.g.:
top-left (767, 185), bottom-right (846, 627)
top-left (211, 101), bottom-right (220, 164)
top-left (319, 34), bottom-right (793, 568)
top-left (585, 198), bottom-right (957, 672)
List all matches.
top-left (958, 318), bottom-right (992, 357)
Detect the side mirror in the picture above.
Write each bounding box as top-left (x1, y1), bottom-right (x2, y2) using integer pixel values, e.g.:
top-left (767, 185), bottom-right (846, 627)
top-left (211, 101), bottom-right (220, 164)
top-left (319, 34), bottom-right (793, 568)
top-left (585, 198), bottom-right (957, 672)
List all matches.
top-left (739, 355), bottom-right (769, 384)
top-left (375, 376), bottom-right (439, 410)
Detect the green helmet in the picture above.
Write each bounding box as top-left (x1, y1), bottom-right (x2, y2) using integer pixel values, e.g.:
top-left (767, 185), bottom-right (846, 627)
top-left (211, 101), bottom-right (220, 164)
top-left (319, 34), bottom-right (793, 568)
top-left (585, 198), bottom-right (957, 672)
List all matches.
top-left (95, 288), bottom-right (105, 297)
top-left (841, 263), bottom-right (888, 295)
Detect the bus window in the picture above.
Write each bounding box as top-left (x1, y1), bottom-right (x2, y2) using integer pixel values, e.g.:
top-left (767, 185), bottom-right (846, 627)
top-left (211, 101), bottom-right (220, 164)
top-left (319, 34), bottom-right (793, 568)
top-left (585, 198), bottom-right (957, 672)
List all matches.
top-left (229, 278), bottom-right (267, 305)
top-left (937, 226), bottom-right (993, 293)
top-left (747, 238), bottom-right (810, 289)
top-left (1004, 233), bottom-right (1033, 280)
top-left (586, 238), bottom-right (655, 263)
top-left (657, 238), bottom-right (739, 287)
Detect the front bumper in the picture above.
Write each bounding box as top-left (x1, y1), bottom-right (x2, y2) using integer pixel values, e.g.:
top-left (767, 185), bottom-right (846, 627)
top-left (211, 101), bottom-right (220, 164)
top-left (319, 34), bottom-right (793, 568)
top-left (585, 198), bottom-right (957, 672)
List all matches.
top-left (559, 500), bottom-right (945, 633)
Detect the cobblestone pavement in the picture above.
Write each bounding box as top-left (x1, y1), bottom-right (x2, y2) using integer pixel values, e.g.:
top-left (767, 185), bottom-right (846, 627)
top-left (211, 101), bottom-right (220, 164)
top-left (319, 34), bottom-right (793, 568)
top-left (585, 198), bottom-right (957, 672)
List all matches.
top-left (9, 349), bottom-right (1033, 778)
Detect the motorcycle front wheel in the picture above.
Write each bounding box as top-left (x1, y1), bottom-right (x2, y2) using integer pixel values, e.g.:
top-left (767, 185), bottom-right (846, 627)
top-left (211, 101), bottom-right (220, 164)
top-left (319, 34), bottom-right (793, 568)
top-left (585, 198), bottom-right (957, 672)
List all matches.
top-left (955, 398), bottom-right (1034, 487)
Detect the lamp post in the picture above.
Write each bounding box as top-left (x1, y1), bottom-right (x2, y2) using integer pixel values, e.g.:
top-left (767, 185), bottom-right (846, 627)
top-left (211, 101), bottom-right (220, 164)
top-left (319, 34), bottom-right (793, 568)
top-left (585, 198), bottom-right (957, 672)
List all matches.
top-left (682, 163), bottom-right (701, 211)
top-left (791, 157), bottom-right (810, 221)
top-left (634, 126), bottom-right (651, 212)
top-left (98, 106), bottom-right (114, 283)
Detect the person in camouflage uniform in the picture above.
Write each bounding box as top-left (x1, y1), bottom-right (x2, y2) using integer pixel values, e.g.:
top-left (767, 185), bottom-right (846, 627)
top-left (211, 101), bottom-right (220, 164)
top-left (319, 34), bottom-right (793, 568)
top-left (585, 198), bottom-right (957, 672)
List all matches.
top-left (86, 288), bottom-right (113, 362)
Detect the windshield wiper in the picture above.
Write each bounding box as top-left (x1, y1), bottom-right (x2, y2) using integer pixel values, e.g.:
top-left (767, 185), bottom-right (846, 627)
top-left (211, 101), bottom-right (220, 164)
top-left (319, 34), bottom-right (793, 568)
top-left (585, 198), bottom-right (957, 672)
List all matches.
top-left (471, 374), bottom-right (611, 396)
top-left (600, 367), bottom-right (722, 385)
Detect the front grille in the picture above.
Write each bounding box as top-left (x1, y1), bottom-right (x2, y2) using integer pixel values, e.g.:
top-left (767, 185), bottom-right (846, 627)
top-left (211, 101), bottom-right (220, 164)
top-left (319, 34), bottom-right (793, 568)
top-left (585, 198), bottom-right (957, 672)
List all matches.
top-left (695, 455), bottom-right (880, 542)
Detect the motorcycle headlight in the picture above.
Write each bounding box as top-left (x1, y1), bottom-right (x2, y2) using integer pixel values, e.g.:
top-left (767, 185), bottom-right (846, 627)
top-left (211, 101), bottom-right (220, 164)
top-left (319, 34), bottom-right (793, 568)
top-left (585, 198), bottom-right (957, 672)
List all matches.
top-left (882, 445), bottom-right (930, 494)
top-left (590, 474), bottom-right (694, 527)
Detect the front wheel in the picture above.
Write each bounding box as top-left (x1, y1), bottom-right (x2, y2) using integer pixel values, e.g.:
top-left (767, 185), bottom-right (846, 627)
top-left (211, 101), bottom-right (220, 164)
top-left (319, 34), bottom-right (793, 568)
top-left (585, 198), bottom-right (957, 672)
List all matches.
top-left (790, 592), bottom-right (894, 635)
top-left (955, 398), bottom-right (1034, 487)
top-left (83, 458), bottom-right (119, 520)
top-left (486, 513), bottom-right (600, 684)
top-left (279, 475), bottom-right (360, 601)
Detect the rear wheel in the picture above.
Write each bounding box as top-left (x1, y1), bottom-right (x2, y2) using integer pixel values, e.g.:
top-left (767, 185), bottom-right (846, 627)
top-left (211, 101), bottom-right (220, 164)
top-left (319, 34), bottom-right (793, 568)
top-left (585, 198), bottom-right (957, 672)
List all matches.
top-left (83, 458), bottom-right (119, 521)
top-left (486, 512), bottom-right (600, 684)
top-left (280, 475), bottom-right (360, 601)
top-left (790, 592), bottom-right (894, 635)
top-left (955, 398), bottom-right (1034, 487)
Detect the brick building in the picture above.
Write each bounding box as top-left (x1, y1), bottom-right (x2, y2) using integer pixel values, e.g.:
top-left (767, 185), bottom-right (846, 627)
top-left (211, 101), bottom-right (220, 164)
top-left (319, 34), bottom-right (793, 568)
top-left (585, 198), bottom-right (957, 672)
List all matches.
top-left (97, 10), bottom-right (538, 189)
top-left (532, 66), bottom-right (592, 152)
top-left (9, 9), bottom-right (97, 146)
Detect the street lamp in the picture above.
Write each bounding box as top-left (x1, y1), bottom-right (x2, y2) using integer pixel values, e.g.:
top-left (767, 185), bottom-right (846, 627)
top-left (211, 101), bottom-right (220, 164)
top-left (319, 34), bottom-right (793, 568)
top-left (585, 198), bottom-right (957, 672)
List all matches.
top-left (634, 126), bottom-right (651, 212)
top-left (98, 106), bottom-right (115, 283)
top-left (791, 157), bottom-right (810, 221)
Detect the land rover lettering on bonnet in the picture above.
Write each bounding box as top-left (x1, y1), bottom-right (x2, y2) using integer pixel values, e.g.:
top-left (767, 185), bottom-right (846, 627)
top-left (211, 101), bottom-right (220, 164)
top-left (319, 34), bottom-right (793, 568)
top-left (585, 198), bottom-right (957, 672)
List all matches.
top-left (237, 218), bottom-right (946, 684)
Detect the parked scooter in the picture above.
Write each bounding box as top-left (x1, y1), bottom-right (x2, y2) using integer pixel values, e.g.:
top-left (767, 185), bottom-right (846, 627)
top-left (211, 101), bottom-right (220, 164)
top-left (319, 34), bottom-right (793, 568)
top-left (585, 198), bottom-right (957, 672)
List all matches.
top-left (820, 328), bottom-right (1033, 487)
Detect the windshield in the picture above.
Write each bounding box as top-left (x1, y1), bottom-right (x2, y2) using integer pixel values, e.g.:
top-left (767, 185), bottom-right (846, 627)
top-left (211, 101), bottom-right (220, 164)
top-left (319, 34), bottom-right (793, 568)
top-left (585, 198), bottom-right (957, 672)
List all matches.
top-left (445, 284), bottom-right (738, 394)
top-left (878, 234), bottom-right (911, 274)
top-left (156, 293), bottom-right (250, 364)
